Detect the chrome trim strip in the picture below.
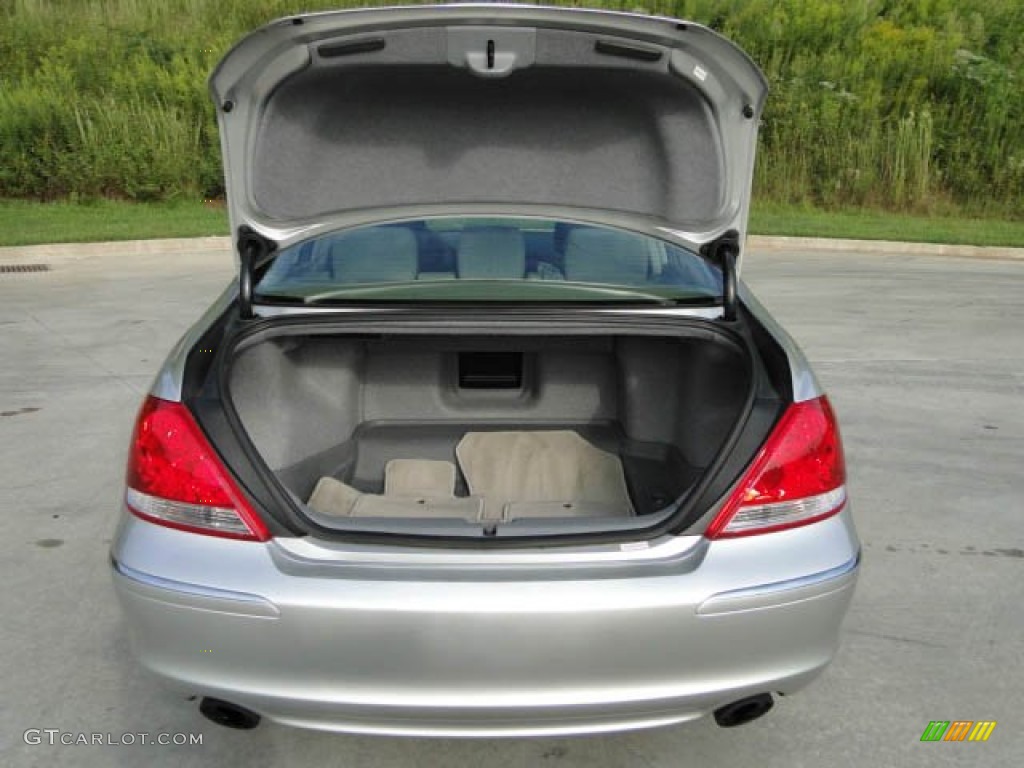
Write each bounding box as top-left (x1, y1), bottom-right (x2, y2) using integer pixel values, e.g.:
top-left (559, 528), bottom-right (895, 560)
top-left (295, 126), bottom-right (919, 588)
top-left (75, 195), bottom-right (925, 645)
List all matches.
top-left (696, 550), bottom-right (860, 616)
top-left (111, 557), bottom-right (279, 617)
top-left (709, 550), bottom-right (861, 602)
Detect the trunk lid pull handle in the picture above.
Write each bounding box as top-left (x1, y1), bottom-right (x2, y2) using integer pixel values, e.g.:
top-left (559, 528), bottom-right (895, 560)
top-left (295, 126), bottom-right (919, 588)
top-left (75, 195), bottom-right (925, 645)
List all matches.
top-left (447, 27), bottom-right (536, 78)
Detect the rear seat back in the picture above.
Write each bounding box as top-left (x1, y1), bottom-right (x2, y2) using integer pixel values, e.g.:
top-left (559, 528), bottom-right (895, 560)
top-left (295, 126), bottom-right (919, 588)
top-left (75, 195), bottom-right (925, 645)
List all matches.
top-left (319, 227), bottom-right (419, 283)
top-left (457, 226), bottom-right (526, 279)
top-left (563, 227), bottom-right (650, 285)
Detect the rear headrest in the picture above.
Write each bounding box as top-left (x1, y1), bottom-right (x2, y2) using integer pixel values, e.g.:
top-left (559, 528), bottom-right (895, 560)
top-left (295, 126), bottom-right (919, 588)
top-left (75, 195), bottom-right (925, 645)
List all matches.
top-left (563, 227), bottom-right (650, 284)
top-left (457, 227), bottom-right (526, 279)
top-left (323, 227), bottom-right (419, 283)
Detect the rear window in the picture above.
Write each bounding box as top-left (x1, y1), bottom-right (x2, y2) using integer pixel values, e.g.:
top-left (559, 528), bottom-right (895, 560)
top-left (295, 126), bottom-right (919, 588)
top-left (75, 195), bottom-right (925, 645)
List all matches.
top-left (256, 217), bottom-right (721, 303)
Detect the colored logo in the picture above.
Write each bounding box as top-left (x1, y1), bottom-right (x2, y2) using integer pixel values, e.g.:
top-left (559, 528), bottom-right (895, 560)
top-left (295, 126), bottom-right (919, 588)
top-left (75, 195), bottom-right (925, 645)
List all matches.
top-left (920, 721), bottom-right (996, 742)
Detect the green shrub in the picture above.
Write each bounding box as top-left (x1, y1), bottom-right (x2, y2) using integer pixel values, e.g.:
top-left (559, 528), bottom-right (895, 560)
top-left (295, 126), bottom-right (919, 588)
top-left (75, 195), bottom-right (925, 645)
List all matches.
top-left (1, 0), bottom-right (1022, 216)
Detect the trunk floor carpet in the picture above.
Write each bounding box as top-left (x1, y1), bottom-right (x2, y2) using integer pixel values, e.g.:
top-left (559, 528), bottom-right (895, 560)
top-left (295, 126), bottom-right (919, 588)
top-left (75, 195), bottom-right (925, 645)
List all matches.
top-left (307, 430), bottom-right (634, 521)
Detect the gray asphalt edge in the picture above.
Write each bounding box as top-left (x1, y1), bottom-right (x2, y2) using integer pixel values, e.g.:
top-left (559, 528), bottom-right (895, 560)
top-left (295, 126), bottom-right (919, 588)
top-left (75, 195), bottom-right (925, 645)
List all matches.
top-left (0, 236), bottom-right (233, 264)
top-left (747, 234), bottom-right (1024, 260)
top-left (1, 234), bottom-right (1023, 263)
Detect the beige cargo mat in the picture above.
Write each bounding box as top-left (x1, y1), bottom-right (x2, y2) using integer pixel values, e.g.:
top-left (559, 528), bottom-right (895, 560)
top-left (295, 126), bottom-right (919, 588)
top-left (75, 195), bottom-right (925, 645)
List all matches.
top-left (308, 475), bottom-right (362, 517)
top-left (307, 475), bottom-right (481, 521)
top-left (502, 500), bottom-right (624, 519)
top-left (456, 430), bottom-right (634, 521)
top-left (352, 495), bottom-right (482, 520)
top-left (385, 459), bottom-right (456, 498)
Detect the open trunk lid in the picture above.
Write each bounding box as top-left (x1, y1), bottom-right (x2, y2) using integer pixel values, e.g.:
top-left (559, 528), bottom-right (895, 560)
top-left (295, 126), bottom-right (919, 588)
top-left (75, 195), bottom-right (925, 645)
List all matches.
top-left (210, 4), bottom-right (767, 260)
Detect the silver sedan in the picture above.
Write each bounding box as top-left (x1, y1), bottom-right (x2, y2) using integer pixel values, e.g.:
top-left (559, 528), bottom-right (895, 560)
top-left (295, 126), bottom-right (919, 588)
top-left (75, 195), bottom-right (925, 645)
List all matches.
top-left (111, 4), bottom-right (859, 736)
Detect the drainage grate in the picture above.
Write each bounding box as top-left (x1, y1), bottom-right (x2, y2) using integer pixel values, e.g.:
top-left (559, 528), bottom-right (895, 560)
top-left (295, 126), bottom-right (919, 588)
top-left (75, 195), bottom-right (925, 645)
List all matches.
top-left (0, 264), bottom-right (51, 274)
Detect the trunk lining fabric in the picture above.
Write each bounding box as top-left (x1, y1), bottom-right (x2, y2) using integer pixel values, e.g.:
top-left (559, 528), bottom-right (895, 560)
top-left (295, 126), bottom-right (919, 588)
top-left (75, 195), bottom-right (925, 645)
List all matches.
top-left (252, 60), bottom-right (723, 223)
top-left (230, 332), bottom-right (750, 524)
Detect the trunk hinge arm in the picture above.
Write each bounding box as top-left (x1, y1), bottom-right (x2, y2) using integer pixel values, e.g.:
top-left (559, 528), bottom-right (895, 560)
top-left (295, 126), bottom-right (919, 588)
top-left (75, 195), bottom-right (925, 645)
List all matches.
top-left (701, 230), bottom-right (740, 322)
top-left (237, 227), bottom-right (277, 320)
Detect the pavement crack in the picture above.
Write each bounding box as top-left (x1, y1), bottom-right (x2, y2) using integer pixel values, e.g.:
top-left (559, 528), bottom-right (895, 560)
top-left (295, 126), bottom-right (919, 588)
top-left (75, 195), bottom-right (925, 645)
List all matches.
top-left (846, 629), bottom-right (946, 648)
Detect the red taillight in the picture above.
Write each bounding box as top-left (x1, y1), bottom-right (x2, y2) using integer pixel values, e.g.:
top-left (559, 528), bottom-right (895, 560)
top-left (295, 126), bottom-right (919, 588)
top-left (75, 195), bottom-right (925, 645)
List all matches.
top-left (125, 396), bottom-right (270, 541)
top-left (705, 395), bottom-right (847, 539)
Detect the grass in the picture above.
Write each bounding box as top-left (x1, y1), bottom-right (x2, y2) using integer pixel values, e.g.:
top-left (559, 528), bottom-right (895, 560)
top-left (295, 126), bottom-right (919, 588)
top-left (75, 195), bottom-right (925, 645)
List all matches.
top-left (1, 1), bottom-right (1023, 213)
top-left (749, 204), bottom-right (1024, 248)
top-left (1, 200), bottom-right (1022, 249)
top-left (0, 199), bottom-right (228, 246)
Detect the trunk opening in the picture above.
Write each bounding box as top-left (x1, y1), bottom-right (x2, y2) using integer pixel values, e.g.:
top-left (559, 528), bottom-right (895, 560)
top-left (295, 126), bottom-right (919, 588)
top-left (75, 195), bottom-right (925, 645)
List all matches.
top-left (215, 315), bottom-right (769, 541)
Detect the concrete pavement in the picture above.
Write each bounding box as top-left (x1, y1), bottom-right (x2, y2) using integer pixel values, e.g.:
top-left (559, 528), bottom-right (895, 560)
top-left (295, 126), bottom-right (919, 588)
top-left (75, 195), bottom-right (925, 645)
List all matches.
top-left (0, 241), bottom-right (1021, 767)
top-left (2, 234), bottom-right (1023, 263)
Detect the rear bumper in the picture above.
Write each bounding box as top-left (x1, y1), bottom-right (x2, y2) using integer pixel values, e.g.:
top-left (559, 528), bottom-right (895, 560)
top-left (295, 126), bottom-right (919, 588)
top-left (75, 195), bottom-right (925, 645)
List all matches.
top-left (111, 511), bottom-right (859, 737)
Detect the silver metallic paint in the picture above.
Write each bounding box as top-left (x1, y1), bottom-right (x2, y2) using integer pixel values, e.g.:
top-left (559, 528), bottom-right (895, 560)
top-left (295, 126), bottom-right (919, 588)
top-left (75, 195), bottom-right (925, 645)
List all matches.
top-left (112, 507), bottom-right (858, 736)
top-left (121, 6), bottom-right (852, 736)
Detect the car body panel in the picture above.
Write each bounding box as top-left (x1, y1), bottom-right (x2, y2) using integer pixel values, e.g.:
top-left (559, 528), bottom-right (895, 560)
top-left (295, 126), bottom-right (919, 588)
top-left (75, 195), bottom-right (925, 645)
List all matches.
top-left (112, 509), bottom-right (858, 736)
top-left (738, 281), bottom-right (823, 402)
top-left (116, 6), bottom-right (855, 737)
top-left (150, 282), bottom-right (236, 402)
top-left (210, 4), bottom-right (767, 260)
